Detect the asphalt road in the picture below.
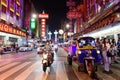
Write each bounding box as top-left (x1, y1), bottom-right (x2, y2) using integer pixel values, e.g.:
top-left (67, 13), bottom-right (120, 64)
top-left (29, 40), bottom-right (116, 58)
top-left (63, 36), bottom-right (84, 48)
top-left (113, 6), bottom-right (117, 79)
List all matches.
top-left (0, 47), bottom-right (120, 80)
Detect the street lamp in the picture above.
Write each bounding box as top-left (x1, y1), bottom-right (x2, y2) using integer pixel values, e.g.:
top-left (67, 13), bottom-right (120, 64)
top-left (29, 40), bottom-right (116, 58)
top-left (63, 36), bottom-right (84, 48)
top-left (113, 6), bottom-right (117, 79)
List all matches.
top-left (54, 30), bottom-right (58, 42)
top-left (48, 31), bottom-right (52, 40)
top-left (59, 29), bottom-right (64, 43)
top-left (66, 24), bottom-right (70, 29)
top-left (32, 14), bottom-right (37, 18)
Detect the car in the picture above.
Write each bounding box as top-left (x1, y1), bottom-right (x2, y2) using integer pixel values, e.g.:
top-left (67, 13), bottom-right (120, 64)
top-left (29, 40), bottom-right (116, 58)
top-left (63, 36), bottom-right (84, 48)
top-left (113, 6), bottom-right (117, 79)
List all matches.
top-left (37, 44), bottom-right (45, 54)
top-left (19, 46), bottom-right (32, 52)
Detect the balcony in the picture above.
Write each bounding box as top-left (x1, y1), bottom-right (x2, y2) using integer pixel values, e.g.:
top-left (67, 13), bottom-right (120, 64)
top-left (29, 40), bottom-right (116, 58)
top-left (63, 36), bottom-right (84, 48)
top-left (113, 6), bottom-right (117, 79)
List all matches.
top-left (16, 10), bottom-right (20, 16)
top-left (10, 4), bottom-right (14, 12)
top-left (16, 0), bottom-right (20, 6)
top-left (1, 0), bottom-right (7, 7)
top-left (1, 12), bottom-right (7, 21)
top-left (9, 16), bottom-right (14, 24)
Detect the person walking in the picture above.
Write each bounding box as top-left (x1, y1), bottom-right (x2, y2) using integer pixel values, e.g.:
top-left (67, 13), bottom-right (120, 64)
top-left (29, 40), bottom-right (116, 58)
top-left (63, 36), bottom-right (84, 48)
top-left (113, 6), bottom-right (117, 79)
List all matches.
top-left (117, 38), bottom-right (120, 56)
top-left (102, 38), bottom-right (112, 74)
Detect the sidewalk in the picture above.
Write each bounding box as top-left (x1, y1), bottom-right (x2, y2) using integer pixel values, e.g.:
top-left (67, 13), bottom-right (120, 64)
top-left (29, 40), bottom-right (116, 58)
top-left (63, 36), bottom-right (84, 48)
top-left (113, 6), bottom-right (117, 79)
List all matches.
top-left (62, 46), bottom-right (69, 53)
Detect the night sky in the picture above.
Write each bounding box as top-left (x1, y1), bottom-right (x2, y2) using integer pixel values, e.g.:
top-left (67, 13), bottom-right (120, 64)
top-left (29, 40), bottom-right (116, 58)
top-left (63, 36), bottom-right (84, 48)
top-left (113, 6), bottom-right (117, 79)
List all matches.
top-left (31, 0), bottom-right (69, 32)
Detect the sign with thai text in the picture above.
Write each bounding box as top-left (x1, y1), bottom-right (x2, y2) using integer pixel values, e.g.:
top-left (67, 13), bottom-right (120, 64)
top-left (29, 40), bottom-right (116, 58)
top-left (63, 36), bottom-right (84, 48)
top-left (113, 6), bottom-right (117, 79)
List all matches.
top-left (0, 23), bottom-right (26, 37)
top-left (39, 14), bottom-right (49, 19)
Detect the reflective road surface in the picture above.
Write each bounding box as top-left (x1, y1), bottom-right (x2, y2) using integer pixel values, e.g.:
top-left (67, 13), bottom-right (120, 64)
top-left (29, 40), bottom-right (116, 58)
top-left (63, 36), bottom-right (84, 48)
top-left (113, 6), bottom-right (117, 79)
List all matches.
top-left (0, 47), bottom-right (120, 80)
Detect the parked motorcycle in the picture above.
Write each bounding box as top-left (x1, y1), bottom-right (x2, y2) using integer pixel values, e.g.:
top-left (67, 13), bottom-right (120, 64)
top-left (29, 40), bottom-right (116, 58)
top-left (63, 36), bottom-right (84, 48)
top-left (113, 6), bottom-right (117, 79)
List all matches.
top-left (42, 50), bottom-right (53, 72)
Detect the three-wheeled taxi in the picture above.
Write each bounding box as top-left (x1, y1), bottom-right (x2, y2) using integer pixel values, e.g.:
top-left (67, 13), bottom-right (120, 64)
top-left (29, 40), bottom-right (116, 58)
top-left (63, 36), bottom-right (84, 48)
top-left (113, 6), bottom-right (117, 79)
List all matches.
top-left (75, 37), bottom-right (102, 76)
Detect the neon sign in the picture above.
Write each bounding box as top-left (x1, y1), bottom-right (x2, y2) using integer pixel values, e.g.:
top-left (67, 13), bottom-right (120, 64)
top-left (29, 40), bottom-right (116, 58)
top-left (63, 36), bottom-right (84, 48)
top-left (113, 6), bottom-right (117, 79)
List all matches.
top-left (39, 14), bottom-right (49, 19)
top-left (0, 23), bottom-right (26, 37)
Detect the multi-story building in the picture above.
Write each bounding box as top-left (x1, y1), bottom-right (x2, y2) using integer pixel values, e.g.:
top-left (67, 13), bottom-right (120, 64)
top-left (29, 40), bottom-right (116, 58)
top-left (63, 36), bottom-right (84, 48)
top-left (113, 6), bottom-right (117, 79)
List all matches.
top-left (23, 0), bottom-right (38, 39)
top-left (0, 0), bottom-right (26, 46)
top-left (74, 0), bottom-right (120, 42)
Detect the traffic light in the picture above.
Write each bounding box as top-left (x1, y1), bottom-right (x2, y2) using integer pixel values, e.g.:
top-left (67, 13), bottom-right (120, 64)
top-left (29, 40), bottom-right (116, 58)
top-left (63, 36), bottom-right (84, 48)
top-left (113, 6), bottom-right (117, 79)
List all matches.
top-left (30, 18), bottom-right (36, 30)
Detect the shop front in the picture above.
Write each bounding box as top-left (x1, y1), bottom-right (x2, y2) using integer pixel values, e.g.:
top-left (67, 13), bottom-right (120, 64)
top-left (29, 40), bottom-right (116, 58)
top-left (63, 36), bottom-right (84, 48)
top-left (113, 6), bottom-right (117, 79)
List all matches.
top-left (82, 1), bottom-right (120, 42)
top-left (0, 23), bottom-right (26, 47)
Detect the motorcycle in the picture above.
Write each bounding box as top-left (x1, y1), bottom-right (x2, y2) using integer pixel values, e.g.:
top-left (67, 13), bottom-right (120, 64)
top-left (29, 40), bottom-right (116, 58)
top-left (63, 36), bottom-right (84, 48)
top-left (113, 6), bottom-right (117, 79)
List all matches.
top-left (54, 44), bottom-right (58, 53)
top-left (42, 50), bottom-right (53, 72)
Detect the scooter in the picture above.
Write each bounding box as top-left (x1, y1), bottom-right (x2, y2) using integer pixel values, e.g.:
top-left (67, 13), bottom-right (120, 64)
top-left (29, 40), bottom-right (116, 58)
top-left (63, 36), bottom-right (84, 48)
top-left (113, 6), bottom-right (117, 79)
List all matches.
top-left (42, 50), bottom-right (53, 72)
top-left (54, 44), bottom-right (58, 53)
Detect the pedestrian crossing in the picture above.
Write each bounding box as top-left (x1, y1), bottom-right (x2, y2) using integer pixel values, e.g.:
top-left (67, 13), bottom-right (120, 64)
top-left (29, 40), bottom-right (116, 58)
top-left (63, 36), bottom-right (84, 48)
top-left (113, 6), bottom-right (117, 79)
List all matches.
top-left (0, 49), bottom-right (120, 80)
top-left (0, 60), bottom-right (70, 80)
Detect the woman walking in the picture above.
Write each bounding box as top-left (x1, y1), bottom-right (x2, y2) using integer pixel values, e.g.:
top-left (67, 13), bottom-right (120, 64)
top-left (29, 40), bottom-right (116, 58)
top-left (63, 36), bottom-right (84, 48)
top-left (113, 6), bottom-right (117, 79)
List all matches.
top-left (102, 38), bottom-right (112, 74)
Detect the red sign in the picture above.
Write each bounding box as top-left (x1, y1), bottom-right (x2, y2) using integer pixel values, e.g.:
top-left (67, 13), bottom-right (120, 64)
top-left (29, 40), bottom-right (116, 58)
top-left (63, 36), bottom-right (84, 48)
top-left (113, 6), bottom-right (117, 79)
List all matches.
top-left (0, 23), bottom-right (26, 37)
top-left (67, 11), bottom-right (81, 19)
top-left (66, 1), bottom-right (75, 7)
top-left (39, 14), bottom-right (49, 19)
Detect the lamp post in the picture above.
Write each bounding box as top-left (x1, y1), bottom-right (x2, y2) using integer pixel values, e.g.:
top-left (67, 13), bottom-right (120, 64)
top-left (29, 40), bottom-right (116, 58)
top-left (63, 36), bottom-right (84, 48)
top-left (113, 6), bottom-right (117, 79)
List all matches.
top-left (48, 31), bottom-right (52, 40)
top-left (54, 30), bottom-right (58, 43)
top-left (66, 24), bottom-right (70, 30)
top-left (32, 14), bottom-right (37, 18)
top-left (59, 29), bottom-right (64, 43)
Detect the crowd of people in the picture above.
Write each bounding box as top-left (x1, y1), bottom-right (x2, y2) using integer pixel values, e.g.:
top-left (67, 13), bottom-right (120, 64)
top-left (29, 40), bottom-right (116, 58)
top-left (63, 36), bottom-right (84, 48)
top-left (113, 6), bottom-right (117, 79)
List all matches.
top-left (94, 38), bottom-right (120, 74)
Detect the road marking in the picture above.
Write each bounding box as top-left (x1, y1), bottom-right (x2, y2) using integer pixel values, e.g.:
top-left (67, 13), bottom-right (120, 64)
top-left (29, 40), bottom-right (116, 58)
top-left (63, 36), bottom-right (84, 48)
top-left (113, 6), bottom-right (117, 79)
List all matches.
top-left (56, 61), bottom-right (68, 80)
top-left (0, 62), bottom-right (20, 72)
top-left (0, 62), bottom-right (30, 80)
top-left (34, 63), bottom-right (48, 80)
top-left (14, 61), bottom-right (40, 80)
top-left (72, 67), bottom-right (86, 80)
top-left (0, 61), bottom-right (12, 67)
top-left (35, 71), bottom-right (48, 80)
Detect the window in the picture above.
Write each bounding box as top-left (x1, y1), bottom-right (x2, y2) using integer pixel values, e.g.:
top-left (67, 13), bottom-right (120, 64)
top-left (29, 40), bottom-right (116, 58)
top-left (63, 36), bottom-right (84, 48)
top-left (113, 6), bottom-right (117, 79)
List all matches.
top-left (10, 11), bottom-right (13, 17)
top-left (2, 6), bottom-right (6, 13)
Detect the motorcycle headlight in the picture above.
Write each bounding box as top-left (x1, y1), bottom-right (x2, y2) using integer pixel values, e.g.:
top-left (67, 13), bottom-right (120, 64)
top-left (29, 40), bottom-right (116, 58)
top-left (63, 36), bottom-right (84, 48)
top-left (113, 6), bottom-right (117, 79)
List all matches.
top-left (43, 55), bottom-right (48, 59)
top-left (97, 50), bottom-right (100, 54)
top-left (78, 51), bottom-right (81, 54)
top-left (88, 50), bottom-right (92, 54)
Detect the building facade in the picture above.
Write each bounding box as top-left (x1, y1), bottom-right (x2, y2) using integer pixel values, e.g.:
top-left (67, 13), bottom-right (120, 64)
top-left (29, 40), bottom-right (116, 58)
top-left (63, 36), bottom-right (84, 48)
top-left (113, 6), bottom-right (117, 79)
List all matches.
top-left (74, 0), bottom-right (120, 42)
top-left (0, 0), bottom-right (26, 47)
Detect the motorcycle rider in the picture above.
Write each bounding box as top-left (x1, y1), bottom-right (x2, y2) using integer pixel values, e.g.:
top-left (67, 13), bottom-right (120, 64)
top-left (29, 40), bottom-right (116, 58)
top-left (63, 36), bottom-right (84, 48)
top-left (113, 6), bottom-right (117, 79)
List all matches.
top-left (44, 41), bottom-right (54, 62)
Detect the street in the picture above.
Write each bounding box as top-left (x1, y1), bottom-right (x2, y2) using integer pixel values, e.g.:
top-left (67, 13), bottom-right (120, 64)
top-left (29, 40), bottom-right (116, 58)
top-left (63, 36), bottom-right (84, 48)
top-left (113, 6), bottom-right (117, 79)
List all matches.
top-left (0, 47), bottom-right (120, 80)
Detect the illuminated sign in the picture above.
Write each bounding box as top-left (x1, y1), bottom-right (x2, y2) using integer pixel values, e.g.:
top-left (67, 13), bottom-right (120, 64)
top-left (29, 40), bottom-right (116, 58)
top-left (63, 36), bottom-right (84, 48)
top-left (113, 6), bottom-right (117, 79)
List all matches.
top-left (30, 18), bottom-right (36, 30)
top-left (39, 14), bottom-right (49, 19)
top-left (41, 19), bottom-right (46, 22)
top-left (0, 23), bottom-right (26, 37)
top-left (39, 13), bottom-right (49, 38)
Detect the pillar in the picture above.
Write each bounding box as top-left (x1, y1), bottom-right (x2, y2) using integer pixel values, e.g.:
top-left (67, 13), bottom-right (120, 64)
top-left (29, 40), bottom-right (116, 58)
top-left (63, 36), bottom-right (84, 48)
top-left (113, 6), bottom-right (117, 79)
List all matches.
top-left (114, 34), bottom-right (118, 44)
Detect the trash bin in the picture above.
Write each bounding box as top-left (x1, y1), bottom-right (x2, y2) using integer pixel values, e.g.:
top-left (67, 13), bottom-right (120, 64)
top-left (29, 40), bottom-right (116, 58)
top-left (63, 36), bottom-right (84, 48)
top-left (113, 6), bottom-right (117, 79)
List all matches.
top-left (67, 54), bottom-right (72, 65)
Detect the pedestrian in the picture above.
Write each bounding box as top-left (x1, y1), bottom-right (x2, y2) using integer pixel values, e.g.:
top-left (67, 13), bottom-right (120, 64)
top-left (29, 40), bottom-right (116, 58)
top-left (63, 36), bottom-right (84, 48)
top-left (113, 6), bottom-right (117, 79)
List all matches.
top-left (102, 38), bottom-right (112, 74)
top-left (111, 44), bottom-right (118, 63)
top-left (117, 38), bottom-right (120, 56)
top-left (15, 44), bottom-right (19, 53)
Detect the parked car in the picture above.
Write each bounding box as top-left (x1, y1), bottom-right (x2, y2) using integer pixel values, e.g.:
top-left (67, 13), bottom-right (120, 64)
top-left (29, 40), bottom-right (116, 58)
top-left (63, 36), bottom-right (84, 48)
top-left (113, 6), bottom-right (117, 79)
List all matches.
top-left (37, 44), bottom-right (45, 54)
top-left (19, 46), bottom-right (32, 52)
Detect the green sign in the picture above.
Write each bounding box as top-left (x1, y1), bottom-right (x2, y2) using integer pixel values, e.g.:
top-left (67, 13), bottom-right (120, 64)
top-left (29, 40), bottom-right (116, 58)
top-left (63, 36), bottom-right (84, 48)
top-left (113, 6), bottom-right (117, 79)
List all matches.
top-left (30, 18), bottom-right (36, 30)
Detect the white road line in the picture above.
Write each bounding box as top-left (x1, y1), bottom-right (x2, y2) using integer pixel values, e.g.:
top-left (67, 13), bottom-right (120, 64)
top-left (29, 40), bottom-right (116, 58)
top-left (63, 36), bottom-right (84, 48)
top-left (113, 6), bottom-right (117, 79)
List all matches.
top-left (0, 61), bottom-right (12, 67)
top-left (72, 67), bottom-right (84, 80)
top-left (14, 61), bottom-right (40, 80)
top-left (56, 61), bottom-right (68, 80)
top-left (0, 62), bottom-right (20, 72)
top-left (0, 62), bottom-right (31, 80)
top-left (35, 71), bottom-right (48, 80)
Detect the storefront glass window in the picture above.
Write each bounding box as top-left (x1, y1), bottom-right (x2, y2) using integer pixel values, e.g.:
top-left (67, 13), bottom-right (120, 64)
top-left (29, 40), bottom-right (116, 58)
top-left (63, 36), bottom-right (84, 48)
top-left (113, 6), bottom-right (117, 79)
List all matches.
top-left (8, 37), bottom-right (18, 46)
top-left (0, 36), bottom-right (4, 47)
top-left (118, 34), bottom-right (120, 38)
